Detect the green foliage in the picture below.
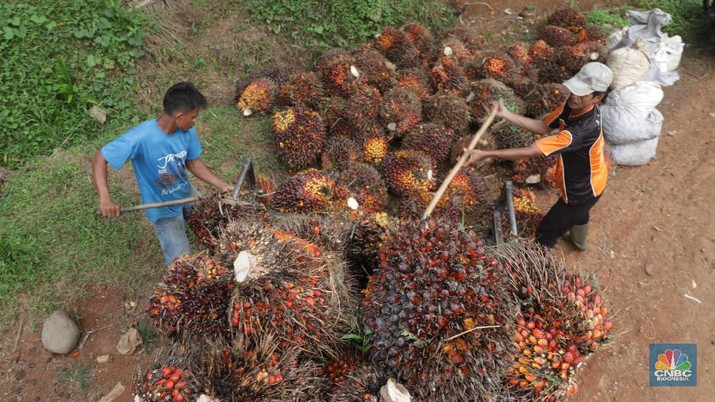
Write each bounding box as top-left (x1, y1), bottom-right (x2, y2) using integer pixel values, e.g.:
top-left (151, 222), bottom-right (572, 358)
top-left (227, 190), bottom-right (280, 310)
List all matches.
top-left (634, 0), bottom-right (710, 39)
top-left (586, 7), bottom-right (630, 29)
top-left (245, 0), bottom-right (455, 48)
top-left (0, 0), bottom-right (150, 168)
top-left (135, 321), bottom-right (159, 350)
top-left (58, 363), bottom-right (92, 393)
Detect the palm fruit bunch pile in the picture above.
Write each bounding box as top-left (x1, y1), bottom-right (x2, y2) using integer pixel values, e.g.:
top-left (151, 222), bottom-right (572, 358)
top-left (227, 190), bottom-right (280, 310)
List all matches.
top-left (492, 123), bottom-right (534, 150)
top-left (236, 78), bottom-right (277, 116)
top-left (509, 154), bottom-right (559, 185)
top-left (430, 56), bottom-right (469, 95)
top-left (334, 163), bottom-right (389, 219)
top-left (317, 49), bottom-right (360, 98)
top-left (378, 150), bottom-right (436, 196)
top-left (272, 106), bottom-right (326, 172)
top-left (329, 363), bottom-right (387, 402)
top-left (351, 47), bottom-right (395, 92)
top-left (402, 22), bottom-right (437, 66)
top-left (362, 219), bottom-right (514, 401)
top-left (402, 123), bottom-right (453, 165)
top-left (322, 136), bottom-right (361, 171)
top-left (345, 212), bottom-right (397, 280)
top-left (469, 79), bottom-right (526, 122)
top-left (187, 194), bottom-right (267, 246)
top-left (396, 169), bottom-right (480, 223)
top-left (423, 93), bottom-right (471, 136)
top-left (276, 71), bottom-right (326, 109)
top-left (345, 85), bottom-right (383, 133)
top-left (495, 243), bottom-right (614, 400)
top-left (146, 253), bottom-right (233, 340)
top-left (379, 88), bottom-right (422, 138)
top-left (525, 83), bottom-right (570, 119)
top-left (374, 26), bottom-right (420, 69)
top-left (269, 169), bottom-right (338, 214)
top-left (502, 188), bottom-right (543, 238)
top-left (134, 363), bottom-right (199, 402)
top-left (395, 68), bottom-right (432, 99)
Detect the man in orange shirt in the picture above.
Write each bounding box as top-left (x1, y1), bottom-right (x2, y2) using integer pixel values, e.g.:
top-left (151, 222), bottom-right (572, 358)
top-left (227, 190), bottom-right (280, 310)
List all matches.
top-left (466, 63), bottom-right (613, 250)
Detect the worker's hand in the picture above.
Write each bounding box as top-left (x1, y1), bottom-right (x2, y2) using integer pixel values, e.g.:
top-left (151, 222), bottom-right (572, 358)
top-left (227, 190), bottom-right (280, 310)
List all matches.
top-left (492, 101), bottom-right (508, 119)
top-left (98, 198), bottom-right (121, 218)
top-left (465, 149), bottom-right (489, 167)
top-left (220, 184), bottom-right (234, 193)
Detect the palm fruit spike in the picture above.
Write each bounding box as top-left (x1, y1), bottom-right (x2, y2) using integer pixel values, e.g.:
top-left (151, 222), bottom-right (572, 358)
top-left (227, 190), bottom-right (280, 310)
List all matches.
top-left (345, 85), bottom-right (383, 133)
top-left (275, 71), bottom-right (326, 109)
top-left (541, 25), bottom-right (575, 48)
top-left (317, 49), bottom-right (359, 98)
top-left (378, 150), bottom-right (436, 196)
top-left (430, 56), bottom-right (468, 95)
top-left (402, 22), bottom-right (436, 62)
top-left (575, 25), bottom-right (606, 45)
top-left (468, 79), bottom-right (526, 123)
top-left (134, 364), bottom-right (199, 402)
top-left (321, 97), bottom-right (355, 138)
top-left (198, 334), bottom-right (327, 401)
top-left (329, 363), bottom-right (387, 402)
top-left (351, 47), bottom-right (395, 93)
top-left (236, 78), bottom-right (277, 116)
top-left (334, 163), bottom-right (389, 218)
top-left (270, 214), bottom-right (354, 258)
top-left (439, 36), bottom-right (475, 65)
top-left (272, 105), bottom-right (326, 173)
top-left (537, 60), bottom-right (572, 84)
top-left (558, 42), bottom-right (607, 73)
top-left (269, 169), bottom-right (336, 213)
top-left (479, 51), bottom-right (517, 82)
top-left (324, 136), bottom-right (361, 171)
top-left (378, 88), bottom-right (422, 139)
top-left (501, 187), bottom-right (542, 238)
top-left (187, 194), bottom-right (267, 246)
top-left (505, 75), bottom-right (537, 98)
top-left (495, 242), bottom-right (612, 400)
top-left (423, 94), bottom-right (471, 136)
top-left (395, 68), bottom-right (432, 100)
top-left (374, 26), bottom-right (419, 69)
top-left (255, 174), bottom-right (275, 207)
top-left (363, 219), bottom-right (512, 401)
top-left (362, 133), bottom-right (388, 165)
top-left (440, 26), bottom-right (484, 53)
top-left (547, 8), bottom-right (587, 33)
top-left (234, 65), bottom-right (295, 104)
top-left (402, 123), bottom-right (454, 165)
top-left (525, 83), bottom-right (569, 119)
top-left (528, 40), bottom-right (557, 68)
top-left (492, 123), bottom-right (534, 150)
top-left (146, 253), bottom-right (233, 339)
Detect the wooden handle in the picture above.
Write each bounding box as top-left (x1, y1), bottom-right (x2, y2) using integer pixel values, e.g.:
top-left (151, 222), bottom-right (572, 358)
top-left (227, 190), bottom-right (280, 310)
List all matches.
top-left (422, 108), bottom-right (498, 220)
top-left (95, 196), bottom-right (200, 215)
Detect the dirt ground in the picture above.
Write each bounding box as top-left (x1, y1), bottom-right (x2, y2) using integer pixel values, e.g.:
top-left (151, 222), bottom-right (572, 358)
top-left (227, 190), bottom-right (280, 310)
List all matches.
top-left (1, 1), bottom-right (714, 401)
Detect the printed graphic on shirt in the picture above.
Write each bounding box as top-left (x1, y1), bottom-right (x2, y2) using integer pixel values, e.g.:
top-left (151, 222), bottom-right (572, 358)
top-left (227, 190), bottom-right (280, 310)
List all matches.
top-left (155, 151), bottom-right (189, 195)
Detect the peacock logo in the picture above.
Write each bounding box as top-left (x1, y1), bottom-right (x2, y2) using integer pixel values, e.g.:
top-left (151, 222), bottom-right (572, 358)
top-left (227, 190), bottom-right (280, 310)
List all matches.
top-left (654, 349), bottom-right (691, 371)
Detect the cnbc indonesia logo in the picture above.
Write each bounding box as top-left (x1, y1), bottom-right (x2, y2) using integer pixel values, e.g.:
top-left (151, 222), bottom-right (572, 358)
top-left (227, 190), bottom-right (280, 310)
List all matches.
top-left (650, 344), bottom-right (697, 387)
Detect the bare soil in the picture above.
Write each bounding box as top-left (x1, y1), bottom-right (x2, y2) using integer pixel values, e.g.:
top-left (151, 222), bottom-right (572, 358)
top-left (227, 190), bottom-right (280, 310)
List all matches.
top-left (1, 1), bottom-right (714, 401)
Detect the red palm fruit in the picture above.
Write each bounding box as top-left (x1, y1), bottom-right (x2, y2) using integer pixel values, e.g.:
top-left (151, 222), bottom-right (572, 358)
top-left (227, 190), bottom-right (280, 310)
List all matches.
top-left (272, 106), bottom-right (326, 172)
top-left (547, 8), bottom-right (587, 33)
top-left (558, 42), bottom-right (608, 73)
top-left (236, 78), bottom-right (277, 116)
top-left (575, 25), bottom-right (606, 44)
top-left (324, 136), bottom-right (361, 171)
top-left (423, 93), bottom-right (471, 136)
top-left (379, 88), bottom-right (422, 138)
top-left (269, 169), bottom-right (336, 213)
top-left (542, 25), bottom-right (575, 48)
top-left (378, 150), bottom-right (436, 196)
top-left (375, 27), bottom-right (419, 68)
top-left (317, 49), bottom-right (359, 98)
top-left (402, 22), bottom-right (436, 61)
top-left (528, 40), bottom-right (557, 68)
top-left (430, 56), bottom-right (468, 95)
top-left (395, 68), bottom-right (432, 99)
top-left (275, 71), bottom-right (325, 109)
top-left (402, 123), bottom-right (454, 165)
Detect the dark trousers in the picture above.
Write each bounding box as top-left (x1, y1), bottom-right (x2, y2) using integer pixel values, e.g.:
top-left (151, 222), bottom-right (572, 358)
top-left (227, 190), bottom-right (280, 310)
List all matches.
top-left (535, 196), bottom-right (601, 248)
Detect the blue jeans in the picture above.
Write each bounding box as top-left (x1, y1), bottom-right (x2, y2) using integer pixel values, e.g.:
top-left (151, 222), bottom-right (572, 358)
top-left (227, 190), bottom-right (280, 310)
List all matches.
top-left (152, 205), bottom-right (192, 265)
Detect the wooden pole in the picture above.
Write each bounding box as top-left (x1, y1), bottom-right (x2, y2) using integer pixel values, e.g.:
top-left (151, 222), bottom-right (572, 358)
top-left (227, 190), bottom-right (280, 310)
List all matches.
top-left (95, 196), bottom-right (200, 215)
top-left (422, 108), bottom-right (498, 220)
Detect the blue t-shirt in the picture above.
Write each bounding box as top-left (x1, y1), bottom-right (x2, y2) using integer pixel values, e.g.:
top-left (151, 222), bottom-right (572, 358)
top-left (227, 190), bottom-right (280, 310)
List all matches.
top-left (101, 119), bottom-right (203, 222)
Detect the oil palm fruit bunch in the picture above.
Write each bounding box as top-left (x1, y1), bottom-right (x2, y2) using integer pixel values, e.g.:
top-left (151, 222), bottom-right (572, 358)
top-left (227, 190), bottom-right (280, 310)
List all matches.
top-left (318, 49), bottom-right (360, 98)
top-left (537, 60), bottom-right (572, 84)
top-left (478, 51), bottom-right (518, 82)
top-left (379, 150), bottom-right (436, 196)
top-left (134, 364), bottom-right (199, 402)
top-left (510, 154), bottom-right (559, 186)
top-left (430, 56), bottom-right (469, 95)
top-left (402, 123), bottom-right (454, 165)
top-left (374, 26), bottom-right (419, 69)
top-left (236, 78), bottom-right (278, 116)
top-left (351, 47), bottom-right (395, 93)
top-left (558, 42), bottom-right (608, 73)
top-left (270, 169), bottom-right (337, 213)
top-left (493, 123), bottom-right (534, 150)
top-left (441, 26), bottom-right (484, 54)
top-left (270, 214), bottom-right (353, 258)
top-left (324, 136), bottom-right (361, 171)
top-left (396, 188), bottom-right (461, 223)
top-left (345, 85), bottom-right (383, 133)
top-left (234, 66), bottom-right (294, 104)
top-left (334, 163), bottom-right (389, 218)
top-left (272, 106), bottom-right (326, 172)
top-left (329, 363), bottom-right (387, 402)
top-left (361, 133), bottom-right (389, 165)
top-left (276, 71), bottom-right (326, 109)
top-left (378, 88), bottom-right (423, 139)
top-left (542, 25), bottom-right (575, 48)
top-left (528, 40), bottom-right (557, 69)
top-left (439, 36), bottom-right (476, 65)
top-left (321, 97), bottom-right (355, 138)
top-left (395, 68), bottom-right (433, 100)
top-left (345, 212), bottom-right (397, 277)
top-left (321, 350), bottom-right (361, 386)
top-left (574, 25), bottom-right (606, 45)
top-left (502, 188), bottom-right (542, 238)
top-left (504, 41), bottom-right (533, 65)
top-left (423, 93), bottom-right (471, 136)
top-left (255, 174), bottom-right (276, 207)
top-left (188, 194), bottom-right (267, 246)
top-left (469, 79), bottom-right (526, 123)
top-left (199, 334), bottom-right (326, 402)
top-left (525, 83), bottom-right (570, 119)
top-left (362, 219), bottom-right (513, 401)
top-left (146, 254), bottom-right (233, 339)
top-left (402, 22), bottom-right (437, 65)
top-left (547, 8), bottom-right (587, 33)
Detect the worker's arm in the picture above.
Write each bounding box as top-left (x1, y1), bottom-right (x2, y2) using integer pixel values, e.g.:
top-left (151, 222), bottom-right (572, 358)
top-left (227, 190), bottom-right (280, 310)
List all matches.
top-left (494, 101), bottom-right (552, 135)
top-left (186, 158), bottom-right (233, 193)
top-left (92, 150), bottom-right (121, 217)
top-left (465, 142), bottom-right (543, 167)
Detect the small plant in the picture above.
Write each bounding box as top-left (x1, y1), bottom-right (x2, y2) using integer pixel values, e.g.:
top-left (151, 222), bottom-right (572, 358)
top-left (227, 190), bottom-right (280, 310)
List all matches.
top-left (135, 321), bottom-right (159, 350)
top-left (58, 364), bottom-right (91, 394)
top-left (343, 325), bottom-right (374, 354)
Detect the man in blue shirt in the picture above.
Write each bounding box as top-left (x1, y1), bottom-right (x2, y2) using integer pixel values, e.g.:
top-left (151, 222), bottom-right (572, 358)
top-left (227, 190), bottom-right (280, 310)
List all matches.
top-left (92, 82), bottom-right (233, 264)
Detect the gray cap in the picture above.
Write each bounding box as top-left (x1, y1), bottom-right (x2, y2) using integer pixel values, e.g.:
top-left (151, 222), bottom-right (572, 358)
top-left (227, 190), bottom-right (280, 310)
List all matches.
top-left (563, 62), bottom-right (613, 96)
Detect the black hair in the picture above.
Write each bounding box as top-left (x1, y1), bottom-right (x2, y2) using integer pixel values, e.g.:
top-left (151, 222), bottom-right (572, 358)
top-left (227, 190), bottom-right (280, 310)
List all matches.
top-left (163, 82), bottom-right (208, 115)
top-left (592, 90), bottom-right (608, 102)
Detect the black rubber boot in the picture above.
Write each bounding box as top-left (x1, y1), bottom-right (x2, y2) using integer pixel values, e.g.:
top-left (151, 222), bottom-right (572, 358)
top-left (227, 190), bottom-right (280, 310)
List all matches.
top-left (564, 224), bottom-right (589, 251)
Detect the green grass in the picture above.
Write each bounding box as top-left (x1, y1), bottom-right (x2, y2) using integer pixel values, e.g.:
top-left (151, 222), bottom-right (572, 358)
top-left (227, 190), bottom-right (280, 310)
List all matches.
top-left (58, 363), bottom-right (92, 394)
top-left (586, 7), bottom-right (630, 30)
top-left (634, 0), bottom-right (711, 40)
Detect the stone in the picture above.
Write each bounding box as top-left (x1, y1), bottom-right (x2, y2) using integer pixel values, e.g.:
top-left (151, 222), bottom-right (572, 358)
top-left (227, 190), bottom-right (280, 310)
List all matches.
top-left (379, 378), bottom-right (411, 402)
top-left (644, 263), bottom-right (654, 276)
top-left (116, 328), bottom-right (142, 355)
top-left (41, 310), bottom-right (80, 354)
top-left (89, 106), bottom-right (107, 124)
top-left (96, 355), bottom-right (110, 363)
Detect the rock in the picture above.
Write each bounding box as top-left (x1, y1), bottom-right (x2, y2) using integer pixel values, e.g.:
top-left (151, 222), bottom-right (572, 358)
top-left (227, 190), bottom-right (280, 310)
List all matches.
top-left (89, 106), bottom-right (107, 123)
top-left (116, 328), bottom-right (142, 355)
top-left (41, 310), bottom-right (80, 354)
top-left (98, 382), bottom-right (125, 402)
top-left (644, 263), bottom-right (654, 276)
top-left (379, 378), bottom-right (411, 402)
top-left (96, 354), bottom-right (110, 363)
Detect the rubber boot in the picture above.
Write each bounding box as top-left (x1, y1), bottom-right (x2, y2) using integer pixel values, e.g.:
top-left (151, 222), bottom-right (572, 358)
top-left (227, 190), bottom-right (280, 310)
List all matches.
top-left (564, 224), bottom-right (589, 251)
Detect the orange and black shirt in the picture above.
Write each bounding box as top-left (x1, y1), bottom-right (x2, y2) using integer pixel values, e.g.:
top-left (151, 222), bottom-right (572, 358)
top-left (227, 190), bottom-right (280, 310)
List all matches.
top-left (536, 103), bottom-right (608, 204)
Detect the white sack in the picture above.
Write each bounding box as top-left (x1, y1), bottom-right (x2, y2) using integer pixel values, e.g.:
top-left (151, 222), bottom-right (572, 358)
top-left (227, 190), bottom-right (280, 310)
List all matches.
top-left (606, 39), bottom-right (651, 90)
top-left (604, 81), bottom-right (664, 118)
top-left (609, 137), bottom-right (659, 166)
top-left (602, 106), bottom-right (663, 145)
